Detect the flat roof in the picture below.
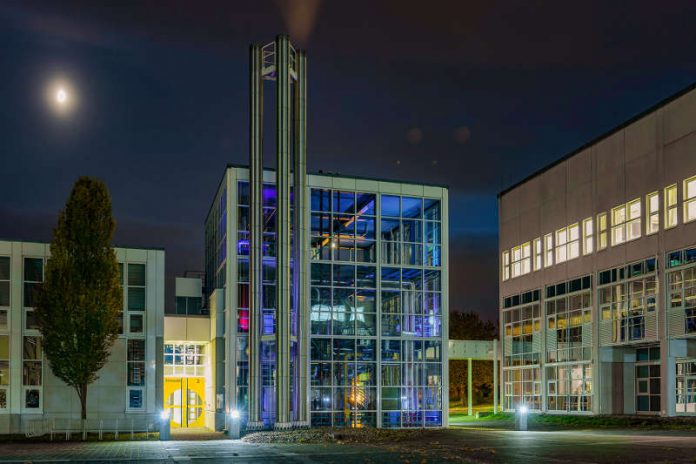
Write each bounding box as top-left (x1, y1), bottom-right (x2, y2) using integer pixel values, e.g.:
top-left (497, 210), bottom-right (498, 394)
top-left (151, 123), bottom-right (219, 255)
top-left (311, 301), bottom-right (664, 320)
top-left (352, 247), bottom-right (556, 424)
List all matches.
top-left (0, 237), bottom-right (165, 251)
top-left (498, 80), bottom-right (696, 199)
top-left (205, 162), bottom-right (449, 223)
top-left (225, 162), bottom-right (449, 189)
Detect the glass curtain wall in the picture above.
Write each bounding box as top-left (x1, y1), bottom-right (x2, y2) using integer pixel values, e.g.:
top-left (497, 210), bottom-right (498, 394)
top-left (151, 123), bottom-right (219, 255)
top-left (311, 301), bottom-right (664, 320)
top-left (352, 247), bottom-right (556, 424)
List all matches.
top-left (310, 190), bottom-right (443, 428)
top-left (544, 276), bottom-right (593, 412)
top-left (502, 290), bottom-right (541, 411)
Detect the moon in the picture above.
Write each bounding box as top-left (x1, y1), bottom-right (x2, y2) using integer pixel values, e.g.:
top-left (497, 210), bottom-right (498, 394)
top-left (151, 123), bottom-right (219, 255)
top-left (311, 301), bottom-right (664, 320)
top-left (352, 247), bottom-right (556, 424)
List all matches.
top-left (47, 79), bottom-right (76, 115)
top-left (56, 88), bottom-right (67, 104)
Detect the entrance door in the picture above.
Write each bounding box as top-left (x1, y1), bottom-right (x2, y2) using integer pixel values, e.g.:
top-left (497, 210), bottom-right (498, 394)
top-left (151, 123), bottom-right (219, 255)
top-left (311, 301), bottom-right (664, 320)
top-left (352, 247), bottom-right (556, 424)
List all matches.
top-left (164, 377), bottom-right (205, 428)
top-left (635, 363), bottom-right (660, 413)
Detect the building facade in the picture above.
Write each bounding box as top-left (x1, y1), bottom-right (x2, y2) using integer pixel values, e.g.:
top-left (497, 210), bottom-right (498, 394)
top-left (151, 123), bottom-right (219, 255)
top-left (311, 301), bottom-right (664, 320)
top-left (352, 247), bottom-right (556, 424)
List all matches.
top-left (0, 240), bottom-right (165, 433)
top-left (498, 83), bottom-right (696, 416)
top-left (204, 166), bottom-right (449, 429)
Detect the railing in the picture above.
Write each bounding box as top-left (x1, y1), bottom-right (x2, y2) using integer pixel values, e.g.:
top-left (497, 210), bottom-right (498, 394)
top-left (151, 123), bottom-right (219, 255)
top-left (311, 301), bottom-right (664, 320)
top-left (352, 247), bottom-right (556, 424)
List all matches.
top-left (23, 416), bottom-right (158, 441)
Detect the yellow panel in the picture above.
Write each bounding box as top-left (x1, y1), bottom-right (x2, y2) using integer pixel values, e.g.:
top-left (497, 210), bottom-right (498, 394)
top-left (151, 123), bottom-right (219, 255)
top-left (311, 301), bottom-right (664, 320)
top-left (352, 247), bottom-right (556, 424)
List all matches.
top-left (164, 377), bottom-right (183, 428)
top-left (186, 377), bottom-right (206, 428)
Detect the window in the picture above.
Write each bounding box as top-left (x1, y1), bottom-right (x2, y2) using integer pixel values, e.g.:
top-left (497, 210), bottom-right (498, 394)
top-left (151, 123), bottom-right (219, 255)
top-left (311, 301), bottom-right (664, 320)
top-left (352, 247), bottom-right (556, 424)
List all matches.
top-left (511, 242), bottom-right (531, 278)
top-left (555, 224), bottom-right (579, 263)
top-left (665, 184), bottom-right (678, 229)
top-left (597, 213), bottom-right (608, 250)
top-left (23, 258), bottom-right (43, 331)
top-left (533, 238), bottom-right (542, 271)
top-left (544, 234), bottom-right (553, 268)
top-left (164, 343), bottom-right (207, 377)
top-left (127, 339), bottom-right (145, 410)
top-left (676, 360), bottom-right (696, 414)
top-left (502, 297), bottom-right (542, 411)
top-left (23, 336), bottom-right (42, 409)
top-left (0, 335), bottom-right (8, 409)
top-left (646, 192), bottom-right (659, 235)
top-left (582, 218), bottom-right (593, 255)
top-left (611, 199), bottom-right (641, 245)
top-left (175, 296), bottom-right (203, 315)
top-left (684, 176), bottom-right (696, 223)
top-left (502, 251), bottom-right (510, 281)
top-left (0, 257), bottom-right (8, 331)
top-left (127, 264), bottom-right (146, 311)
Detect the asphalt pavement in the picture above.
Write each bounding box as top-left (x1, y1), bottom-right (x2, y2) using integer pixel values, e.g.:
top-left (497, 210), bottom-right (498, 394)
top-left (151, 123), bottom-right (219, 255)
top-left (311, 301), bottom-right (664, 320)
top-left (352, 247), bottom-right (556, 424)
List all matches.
top-left (0, 427), bottom-right (695, 463)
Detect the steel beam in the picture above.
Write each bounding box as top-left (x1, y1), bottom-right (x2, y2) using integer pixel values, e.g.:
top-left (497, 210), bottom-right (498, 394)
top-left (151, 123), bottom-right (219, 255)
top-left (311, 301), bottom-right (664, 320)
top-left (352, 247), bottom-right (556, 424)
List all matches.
top-left (293, 50), bottom-right (308, 425)
top-left (247, 43), bottom-right (264, 429)
top-left (275, 34), bottom-right (292, 427)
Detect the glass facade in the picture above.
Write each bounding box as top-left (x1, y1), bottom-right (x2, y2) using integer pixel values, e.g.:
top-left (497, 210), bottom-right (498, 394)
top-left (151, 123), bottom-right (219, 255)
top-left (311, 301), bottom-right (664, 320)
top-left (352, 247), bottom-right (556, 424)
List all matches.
top-left (309, 189), bottom-right (443, 428)
top-left (206, 169), bottom-right (448, 429)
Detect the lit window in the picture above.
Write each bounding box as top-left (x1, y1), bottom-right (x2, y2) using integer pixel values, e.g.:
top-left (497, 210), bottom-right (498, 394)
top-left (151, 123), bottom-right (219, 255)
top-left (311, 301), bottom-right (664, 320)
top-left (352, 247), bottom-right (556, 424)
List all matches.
top-left (555, 224), bottom-right (579, 263)
top-left (544, 234), bottom-right (553, 267)
top-left (533, 237), bottom-right (542, 271)
top-left (665, 184), bottom-right (678, 229)
top-left (646, 192), bottom-right (659, 235)
top-left (511, 243), bottom-right (531, 278)
top-left (684, 176), bottom-right (696, 223)
top-left (611, 199), bottom-right (641, 245)
top-left (502, 251), bottom-right (510, 281)
top-left (582, 218), bottom-right (593, 255)
top-left (597, 213), bottom-right (608, 250)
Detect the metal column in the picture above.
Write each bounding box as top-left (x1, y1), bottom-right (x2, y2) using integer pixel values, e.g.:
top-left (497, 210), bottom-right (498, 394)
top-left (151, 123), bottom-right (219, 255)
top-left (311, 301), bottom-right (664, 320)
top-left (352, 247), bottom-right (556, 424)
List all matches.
top-left (275, 35), bottom-right (292, 428)
top-left (293, 49), bottom-right (309, 426)
top-left (468, 358), bottom-right (473, 416)
top-left (247, 44), bottom-right (264, 429)
top-left (493, 338), bottom-right (498, 414)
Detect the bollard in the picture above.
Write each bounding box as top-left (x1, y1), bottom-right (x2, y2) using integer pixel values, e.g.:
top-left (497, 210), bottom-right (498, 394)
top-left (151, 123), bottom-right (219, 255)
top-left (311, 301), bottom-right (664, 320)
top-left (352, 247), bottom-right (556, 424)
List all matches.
top-left (159, 410), bottom-right (171, 441)
top-left (515, 405), bottom-right (528, 431)
top-left (228, 409), bottom-right (241, 439)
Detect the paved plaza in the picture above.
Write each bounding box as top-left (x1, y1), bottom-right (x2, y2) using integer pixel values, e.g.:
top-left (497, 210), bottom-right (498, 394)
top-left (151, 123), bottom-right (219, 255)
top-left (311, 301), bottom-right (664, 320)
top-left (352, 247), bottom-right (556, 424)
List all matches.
top-left (1, 427), bottom-right (696, 463)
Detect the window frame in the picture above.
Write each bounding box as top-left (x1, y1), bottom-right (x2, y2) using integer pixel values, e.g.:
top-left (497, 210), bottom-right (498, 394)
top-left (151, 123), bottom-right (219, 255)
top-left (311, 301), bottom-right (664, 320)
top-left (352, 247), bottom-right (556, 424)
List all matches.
top-left (665, 184), bottom-right (678, 229)
top-left (533, 237), bottom-right (542, 271)
top-left (582, 218), bottom-right (594, 255)
top-left (544, 234), bottom-right (553, 268)
top-left (502, 251), bottom-right (510, 282)
top-left (611, 198), bottom-right (641, 246)
top-left (646, 191), bottom-right (659, 235)
top-left (597, 213), bottom-right (608, 251)
top-left (684, 176), bottom-right (696, 224)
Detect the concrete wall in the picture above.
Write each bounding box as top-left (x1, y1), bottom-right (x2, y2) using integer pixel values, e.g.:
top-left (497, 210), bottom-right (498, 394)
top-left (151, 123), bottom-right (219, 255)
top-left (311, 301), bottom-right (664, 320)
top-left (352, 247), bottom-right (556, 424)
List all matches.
top-left (500, 87), bottom-right (696, 294)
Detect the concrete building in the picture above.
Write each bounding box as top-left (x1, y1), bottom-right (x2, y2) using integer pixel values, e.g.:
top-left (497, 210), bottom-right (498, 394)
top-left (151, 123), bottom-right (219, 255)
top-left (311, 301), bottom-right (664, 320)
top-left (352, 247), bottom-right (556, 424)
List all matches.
top-left (498, 82), bottom-right (696, 416)
top-left (0, 240), bottom-right (165, 433)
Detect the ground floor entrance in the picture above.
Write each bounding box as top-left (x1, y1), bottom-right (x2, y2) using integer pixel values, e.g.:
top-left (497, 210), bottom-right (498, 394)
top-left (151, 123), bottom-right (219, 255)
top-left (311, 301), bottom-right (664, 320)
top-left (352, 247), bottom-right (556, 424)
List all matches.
top-left (164, 377), bottom-right (206, 428)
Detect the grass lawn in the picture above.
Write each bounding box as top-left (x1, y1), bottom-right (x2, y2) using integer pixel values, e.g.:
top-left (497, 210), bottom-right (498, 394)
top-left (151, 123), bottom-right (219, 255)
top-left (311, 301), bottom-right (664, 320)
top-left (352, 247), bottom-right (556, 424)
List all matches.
top-left (449, 409), bottom-right (696, 430)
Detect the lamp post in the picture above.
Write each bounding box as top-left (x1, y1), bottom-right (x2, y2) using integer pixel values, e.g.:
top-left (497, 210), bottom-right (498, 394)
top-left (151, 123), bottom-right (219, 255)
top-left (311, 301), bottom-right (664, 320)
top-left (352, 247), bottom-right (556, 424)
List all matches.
top-left (515, 405), bottom-right (528, 431)
top-left (159, 410), bottom-right (171, 441)
top-left (228, 409), bottom-right (241, 439)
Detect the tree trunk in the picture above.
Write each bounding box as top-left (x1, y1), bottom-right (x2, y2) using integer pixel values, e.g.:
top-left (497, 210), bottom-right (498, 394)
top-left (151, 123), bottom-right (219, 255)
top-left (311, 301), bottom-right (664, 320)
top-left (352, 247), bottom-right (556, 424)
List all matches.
top-left (78, 384), bottom-right (87, 440)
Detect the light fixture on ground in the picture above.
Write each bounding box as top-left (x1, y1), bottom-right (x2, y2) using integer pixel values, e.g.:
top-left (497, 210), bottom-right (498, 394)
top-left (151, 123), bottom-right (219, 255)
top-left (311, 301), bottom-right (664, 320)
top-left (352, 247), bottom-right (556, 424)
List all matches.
top-left (228, 409), bottom-right (241, 439)
top-left (159, 409), bottom-right (171, 440)
top-left (515, 405), bottom-right (528, 431)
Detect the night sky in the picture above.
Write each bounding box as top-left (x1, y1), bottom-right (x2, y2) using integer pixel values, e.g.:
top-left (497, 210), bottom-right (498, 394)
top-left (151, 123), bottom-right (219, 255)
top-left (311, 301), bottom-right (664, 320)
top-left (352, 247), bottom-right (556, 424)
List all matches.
top-left (1, 1), bottom-right (695, 321)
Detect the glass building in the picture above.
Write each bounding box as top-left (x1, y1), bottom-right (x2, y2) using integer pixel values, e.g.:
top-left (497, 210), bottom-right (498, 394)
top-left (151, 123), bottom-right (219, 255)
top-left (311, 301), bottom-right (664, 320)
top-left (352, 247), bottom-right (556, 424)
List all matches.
top-left (203, 166), bottom-right (449, 429)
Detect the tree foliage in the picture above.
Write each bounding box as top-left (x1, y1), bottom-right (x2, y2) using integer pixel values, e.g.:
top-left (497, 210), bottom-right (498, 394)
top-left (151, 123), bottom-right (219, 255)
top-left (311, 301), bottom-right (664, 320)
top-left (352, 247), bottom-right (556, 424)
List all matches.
top-left (35, 177), bottom-right (122, 421)
top-left (448, 311), bottom-right (498, 405)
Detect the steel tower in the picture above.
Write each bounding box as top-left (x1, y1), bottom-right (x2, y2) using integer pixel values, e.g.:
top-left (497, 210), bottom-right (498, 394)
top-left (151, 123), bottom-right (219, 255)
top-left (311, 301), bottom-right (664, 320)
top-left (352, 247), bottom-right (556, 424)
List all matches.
top-left (247, 35), bottom-right (308, 429)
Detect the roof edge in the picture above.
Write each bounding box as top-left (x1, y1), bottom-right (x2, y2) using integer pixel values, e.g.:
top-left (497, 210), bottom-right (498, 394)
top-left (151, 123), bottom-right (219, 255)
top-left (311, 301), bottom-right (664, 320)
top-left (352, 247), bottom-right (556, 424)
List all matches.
top-left (497, 79), bottom-right (696, 199)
